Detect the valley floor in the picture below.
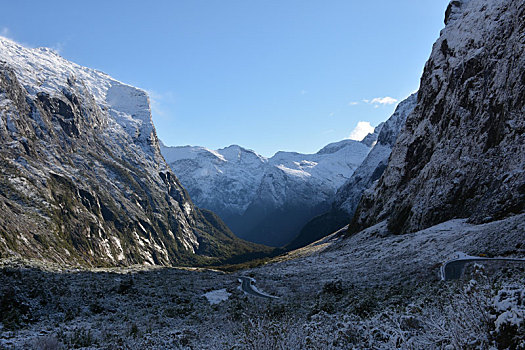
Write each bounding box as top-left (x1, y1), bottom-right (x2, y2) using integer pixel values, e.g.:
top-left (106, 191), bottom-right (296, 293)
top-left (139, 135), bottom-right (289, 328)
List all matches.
top-left (1, 214), bottom-right (524, 349)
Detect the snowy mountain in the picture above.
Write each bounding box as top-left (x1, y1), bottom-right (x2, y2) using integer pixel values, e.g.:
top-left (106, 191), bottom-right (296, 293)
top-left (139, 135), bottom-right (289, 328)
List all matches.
top-left (0, 37), bottom-right (270, 266)
top-left (162, 139), bottom-right (372, 246)
top-left (350, 0), bottom-right (525, 235)
top-left (287, 94), bottom-right (417, 249)
top-left (160, 144), bottom-right (267, 220)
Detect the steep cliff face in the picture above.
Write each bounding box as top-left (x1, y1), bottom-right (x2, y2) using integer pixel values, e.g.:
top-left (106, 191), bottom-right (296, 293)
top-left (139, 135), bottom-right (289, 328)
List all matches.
top-left (162, 139), bottom-right (372, 246)
top-left (287, 94), bottom-right (417, 249)
top-left (350, 0), bottom-right (525, 235)
top-left (0, 37), bottom-right (268, 266)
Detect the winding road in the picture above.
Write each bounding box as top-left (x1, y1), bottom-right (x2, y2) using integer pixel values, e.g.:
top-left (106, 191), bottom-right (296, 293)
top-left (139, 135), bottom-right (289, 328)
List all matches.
top-left (441, 252), bottom-right (525, 281)
top-left (239, 277), bottom-right (279, 299)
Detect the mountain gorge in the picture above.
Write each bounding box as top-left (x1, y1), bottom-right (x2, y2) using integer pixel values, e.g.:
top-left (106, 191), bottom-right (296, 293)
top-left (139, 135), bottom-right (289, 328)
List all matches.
top-left (0, 37), bottom-right (269, 267)
top-left (1, 0), bottom-right (525, 348)
top-left (161, 138), bottom-right (373, 246)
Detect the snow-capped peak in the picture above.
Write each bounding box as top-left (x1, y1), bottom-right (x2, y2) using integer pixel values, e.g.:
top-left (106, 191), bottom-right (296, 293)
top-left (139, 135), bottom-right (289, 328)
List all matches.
top-left (161, 138), bottom-right (373, 246)
top-left (317, 139), bottom-right (369, 155)
top-left (0, 36), bottom-right (161, 161)
top-left (0, 36), bottom-right (112, 104)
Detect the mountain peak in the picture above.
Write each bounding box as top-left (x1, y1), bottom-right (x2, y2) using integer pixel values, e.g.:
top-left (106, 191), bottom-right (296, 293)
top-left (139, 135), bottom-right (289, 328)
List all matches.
top-left (317, 139), bottom-right (371, 155)
top-left (162, 137), bottom-right (371, 246)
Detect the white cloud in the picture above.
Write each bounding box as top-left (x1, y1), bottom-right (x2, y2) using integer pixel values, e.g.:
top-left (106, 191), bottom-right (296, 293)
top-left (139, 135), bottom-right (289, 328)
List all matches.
top-left (348, 121), bottom-right (375, 141)
top-left (348, 101), bottom-right (359, 106)
top-left (368, 96), bottom-right (398, 105)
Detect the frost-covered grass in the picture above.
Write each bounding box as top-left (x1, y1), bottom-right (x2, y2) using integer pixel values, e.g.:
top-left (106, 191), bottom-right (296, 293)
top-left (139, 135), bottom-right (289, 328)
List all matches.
top-left (1, 215), bottom-right (523, 349)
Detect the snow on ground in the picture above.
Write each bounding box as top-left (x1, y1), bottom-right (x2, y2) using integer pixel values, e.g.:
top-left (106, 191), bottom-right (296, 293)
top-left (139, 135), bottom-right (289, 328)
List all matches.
top-left (493, 284), bottom-right (525, 332)
top-left (250, 213), bottom-right (525, 297)
top-left (203, 288), bottom-right (231, 305)
top-left (0, 214), bottom-right (523, 349)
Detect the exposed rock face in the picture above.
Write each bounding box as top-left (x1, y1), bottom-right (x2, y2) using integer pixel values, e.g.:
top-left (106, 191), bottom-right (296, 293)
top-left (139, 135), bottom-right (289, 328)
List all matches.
top-left (0, 37), bottom-right (267, 266)
top-left (162, 139), bottom-right (372, 246)
top-left (287, 94), bottom-right (417, 249)
top-left (350, 0), bottom-right (525, 235)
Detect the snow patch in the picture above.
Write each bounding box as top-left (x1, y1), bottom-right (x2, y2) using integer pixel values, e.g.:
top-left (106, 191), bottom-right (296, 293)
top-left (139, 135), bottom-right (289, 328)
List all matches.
top-left (203, 288), bottom-right (231, 305)
top-left (276, 164), bottom-right (311, 178)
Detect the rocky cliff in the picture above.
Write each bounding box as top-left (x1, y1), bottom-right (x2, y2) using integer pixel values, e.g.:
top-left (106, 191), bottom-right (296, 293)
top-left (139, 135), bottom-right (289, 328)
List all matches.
top-left (350, 0), bottom-right (525, 235)
top-left (0, 37), bottom-right (269, 266)
top-left (162, 139), bottom-right (372, 246)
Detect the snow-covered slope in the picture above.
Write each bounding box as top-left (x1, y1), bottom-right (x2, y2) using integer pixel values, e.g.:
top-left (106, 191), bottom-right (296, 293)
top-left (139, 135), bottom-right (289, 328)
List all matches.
top-left (161, 143), bottom-right (267, 217)
top-left (287, 94), bottom-right (417, 249)
top-left (0, 37), bottom-right (269, 266)
top-left (162, 139), bottom-right (372, 246)
top-left (351, 0), bottom-right (525, 235)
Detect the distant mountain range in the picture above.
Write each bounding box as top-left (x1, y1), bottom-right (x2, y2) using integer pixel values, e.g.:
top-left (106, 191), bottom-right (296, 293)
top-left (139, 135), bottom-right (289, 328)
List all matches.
top-left (161, 137), bottom-right (374, 246)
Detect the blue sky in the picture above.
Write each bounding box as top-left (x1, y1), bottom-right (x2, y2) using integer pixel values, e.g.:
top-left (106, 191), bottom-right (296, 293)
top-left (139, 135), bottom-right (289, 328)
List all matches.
top-left (1, 0), bottom-right (449, 157)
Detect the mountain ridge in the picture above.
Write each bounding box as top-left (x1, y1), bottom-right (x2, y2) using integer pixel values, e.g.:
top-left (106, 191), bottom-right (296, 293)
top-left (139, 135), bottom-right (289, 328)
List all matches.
top-left (162, 137), bottom-right (373, 246)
